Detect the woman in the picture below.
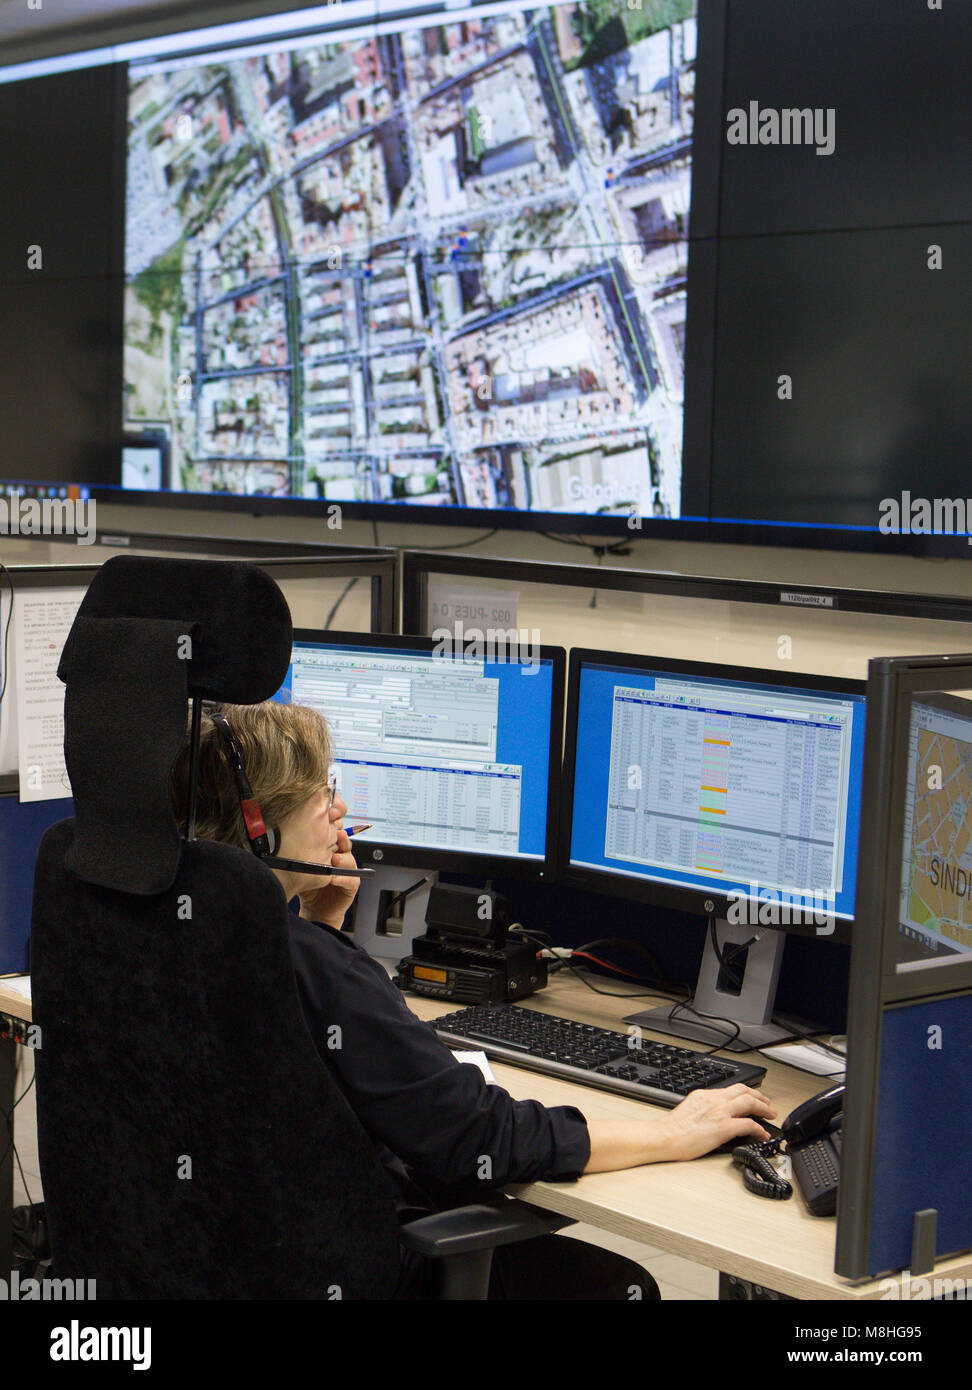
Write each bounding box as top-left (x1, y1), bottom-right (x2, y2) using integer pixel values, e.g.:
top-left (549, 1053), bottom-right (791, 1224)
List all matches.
top-left (171, 699), bottom-right (777, 1299)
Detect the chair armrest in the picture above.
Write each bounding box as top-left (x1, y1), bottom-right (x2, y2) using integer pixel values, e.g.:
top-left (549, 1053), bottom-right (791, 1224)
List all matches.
top-left (399, 1196), bottom-right (574, 1260)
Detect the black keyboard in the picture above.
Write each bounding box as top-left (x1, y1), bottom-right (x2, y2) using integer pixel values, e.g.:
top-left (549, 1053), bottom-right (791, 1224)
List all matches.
top-left (433, 1002), bottom-right (766, 1107)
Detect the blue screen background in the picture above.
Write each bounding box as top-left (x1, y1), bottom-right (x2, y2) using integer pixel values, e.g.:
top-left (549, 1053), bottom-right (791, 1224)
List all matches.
top-left (570, 663), bottom-right (866, 917)
top-left (276, 644), bottom-right (554, 857)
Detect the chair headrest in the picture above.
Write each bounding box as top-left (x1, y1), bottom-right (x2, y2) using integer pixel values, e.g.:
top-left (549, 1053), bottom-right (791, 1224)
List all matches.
top-left (61, 555), bottom-right (293, 702)
top-left (57, 556), bottom-right (293, 895)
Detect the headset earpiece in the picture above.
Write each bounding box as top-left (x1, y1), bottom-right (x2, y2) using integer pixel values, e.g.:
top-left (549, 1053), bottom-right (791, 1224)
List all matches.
top-left (210, 710), bottom-right (273, 856)
top-left (208, 709), bottom-right (366, 878)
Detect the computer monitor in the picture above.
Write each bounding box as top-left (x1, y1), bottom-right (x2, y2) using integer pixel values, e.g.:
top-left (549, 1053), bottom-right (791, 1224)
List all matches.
top-left (836, 655), bottom-right (972, 1281)
top-left (275, 630), bottom-right (564, 880)
top-left (560, 650), bottom-right (867, 1048)
top-left (896, 691), bottom-right (972, 974)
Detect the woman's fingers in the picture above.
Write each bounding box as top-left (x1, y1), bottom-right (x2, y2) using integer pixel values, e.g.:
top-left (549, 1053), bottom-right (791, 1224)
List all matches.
top-left (726, 1091), bottom-right (777, 1119)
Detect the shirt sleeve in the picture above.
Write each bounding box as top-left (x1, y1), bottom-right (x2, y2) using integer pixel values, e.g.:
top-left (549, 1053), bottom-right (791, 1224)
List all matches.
top-left (289, 919), bottom-right (591, 1187)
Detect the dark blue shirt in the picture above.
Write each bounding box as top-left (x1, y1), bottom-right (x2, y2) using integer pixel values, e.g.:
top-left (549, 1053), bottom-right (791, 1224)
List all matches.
top-left (287, 910), bottom-right (591, 1197)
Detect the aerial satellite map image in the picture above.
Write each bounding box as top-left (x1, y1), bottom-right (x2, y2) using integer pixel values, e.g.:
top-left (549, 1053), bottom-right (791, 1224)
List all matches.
top-left (123, 0), bottom-right (696, 515)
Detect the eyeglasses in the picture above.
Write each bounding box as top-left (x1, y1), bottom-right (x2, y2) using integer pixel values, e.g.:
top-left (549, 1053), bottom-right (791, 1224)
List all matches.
top-left (324, 769), bottom-right (338, 812)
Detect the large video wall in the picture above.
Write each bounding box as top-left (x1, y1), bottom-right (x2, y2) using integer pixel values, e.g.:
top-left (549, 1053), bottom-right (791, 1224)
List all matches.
top-left (1, 0), bottom-right (970, 549)
top-left (123, 2), bottom-right (695, 517)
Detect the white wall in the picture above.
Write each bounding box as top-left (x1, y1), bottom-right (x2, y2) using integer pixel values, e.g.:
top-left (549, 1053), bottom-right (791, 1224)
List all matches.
top-left (86, 499), bottom-right (972, 599)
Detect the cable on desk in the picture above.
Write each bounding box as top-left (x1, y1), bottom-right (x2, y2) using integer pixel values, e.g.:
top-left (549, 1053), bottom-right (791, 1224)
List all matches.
top-left (664, 998), bottom-right (743, 1054)
top-left (510, 926), bottom-right (687, 1003)
top-left (11, 1135), bottom-right (35, 1210)
top-left (1, 1065), bottom-right (37, 1207)
top-left (707, 915), bottom-right (848, 1065)
top-left (752, 1018), bottom-right (849, 1066)
top-left (509, 927), bottom-right (765, 1061)
top-left (699, 915), bottom-right (846, 1059)
top-left (572, 950), bottom-right (655, 980)
top-left (511, 926), bottom-right (684, 995)
top-left (575, 936), bottom-right (668, 986)
top-left (708, 914), bottom-right (757, 991)
top-left (731, 1137), bottom-right (792, 1200)
top-left (377, 875), bottom-right (432, 934)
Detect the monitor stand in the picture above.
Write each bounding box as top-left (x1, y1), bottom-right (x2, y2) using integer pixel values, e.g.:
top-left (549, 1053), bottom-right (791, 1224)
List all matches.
top-left (348, 865), bottom-right (439, 961)
top-left (623, 918), bottom-right (822, 1053)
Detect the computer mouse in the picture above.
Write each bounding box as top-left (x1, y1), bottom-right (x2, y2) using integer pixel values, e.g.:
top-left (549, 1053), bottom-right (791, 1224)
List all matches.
top-left (711, 1121), bottom-right (782, 1155)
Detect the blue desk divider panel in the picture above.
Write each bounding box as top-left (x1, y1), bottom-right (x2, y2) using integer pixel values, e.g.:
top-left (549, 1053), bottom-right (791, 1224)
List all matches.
top-left (0, 796), bottom-right (74, 974)
top-left (870, 993), bottom-right (972, 1276)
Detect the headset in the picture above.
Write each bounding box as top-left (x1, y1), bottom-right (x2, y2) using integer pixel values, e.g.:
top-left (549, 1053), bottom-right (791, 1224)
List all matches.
top-left (209, 709), bottom-right (372, 878)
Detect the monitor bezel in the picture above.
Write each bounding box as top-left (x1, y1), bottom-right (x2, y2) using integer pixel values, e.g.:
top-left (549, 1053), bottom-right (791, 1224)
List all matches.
top-left (94, 0), bottom-right (722, 539)
top-left (288, 628), bottom-right (565, 880)
top-left (558, 647), bottom-right (867, 935)
top-left (872, 665), bottom-right (972, 1000)
top-left (836, 653), bottom-right (972, 1282)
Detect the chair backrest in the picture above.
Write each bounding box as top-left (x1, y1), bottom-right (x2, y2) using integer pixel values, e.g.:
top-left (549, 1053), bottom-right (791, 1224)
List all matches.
top-left (30, 555), bottom-right (403, 1298)
top-left (32, 824), bottom-right (402, 1299)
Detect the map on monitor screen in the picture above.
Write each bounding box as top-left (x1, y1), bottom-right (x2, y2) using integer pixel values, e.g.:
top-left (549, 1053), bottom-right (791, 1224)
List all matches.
top-left (897, 694), bottom-right (972, 972)
top-left (123, 0), bottom-right (696, 516)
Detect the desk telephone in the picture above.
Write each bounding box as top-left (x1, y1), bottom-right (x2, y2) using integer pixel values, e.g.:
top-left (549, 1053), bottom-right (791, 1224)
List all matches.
top-left (731, 1083), bottom-right (843, 1216)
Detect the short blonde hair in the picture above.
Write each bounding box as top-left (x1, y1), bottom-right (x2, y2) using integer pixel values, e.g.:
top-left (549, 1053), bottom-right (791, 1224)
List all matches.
top-left (170, 701), bottom-right (333, 850)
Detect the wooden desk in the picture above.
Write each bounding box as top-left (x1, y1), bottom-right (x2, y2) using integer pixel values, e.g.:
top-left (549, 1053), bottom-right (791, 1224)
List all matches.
top-left (7, 971), bottom-right (970, 1301)
top-left (402, 971), bottom-right (972, 1302)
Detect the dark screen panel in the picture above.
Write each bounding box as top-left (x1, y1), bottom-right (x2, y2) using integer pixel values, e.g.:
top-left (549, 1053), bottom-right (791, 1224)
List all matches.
top-left (720, 0), bottom-right (972, 235)
top-left (0, 2), bottom-right (969, 545)
top-left (709, 223), bottom-right (972, 530)
top-left (0, 276), bottom-right (118, 484)
top-left (0, 66), bottom-right (118, 281)
top-left (0, 65), bottom-right (121, 483)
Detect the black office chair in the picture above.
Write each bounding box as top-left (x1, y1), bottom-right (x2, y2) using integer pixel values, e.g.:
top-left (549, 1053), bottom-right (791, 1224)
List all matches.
top-left (30, 556), bottom-right (567, 1299)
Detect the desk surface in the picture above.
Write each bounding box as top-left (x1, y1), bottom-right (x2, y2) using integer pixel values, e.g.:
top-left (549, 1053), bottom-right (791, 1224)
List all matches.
top-left (0, 976), bottom-right (31, 1022)
top-left (401, 972), bottom-right (972, 1302)
top-left (5, 968), bottom-right (970, 1300)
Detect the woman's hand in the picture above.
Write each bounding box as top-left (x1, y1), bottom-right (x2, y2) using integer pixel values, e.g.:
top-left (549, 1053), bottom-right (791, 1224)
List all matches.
top-left (298, 795), bottom-right (361, 929)
top-left (584, 1084), bottom-right (777, 1172)
top-left (660, 1084), bottom-right (777, 1161)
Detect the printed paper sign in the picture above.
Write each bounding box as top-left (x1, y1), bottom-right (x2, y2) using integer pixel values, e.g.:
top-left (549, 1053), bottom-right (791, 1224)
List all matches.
top-left (427, 580), bottom-right (519, 636)
top-left (15, 588), bottom-right (85, 802)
